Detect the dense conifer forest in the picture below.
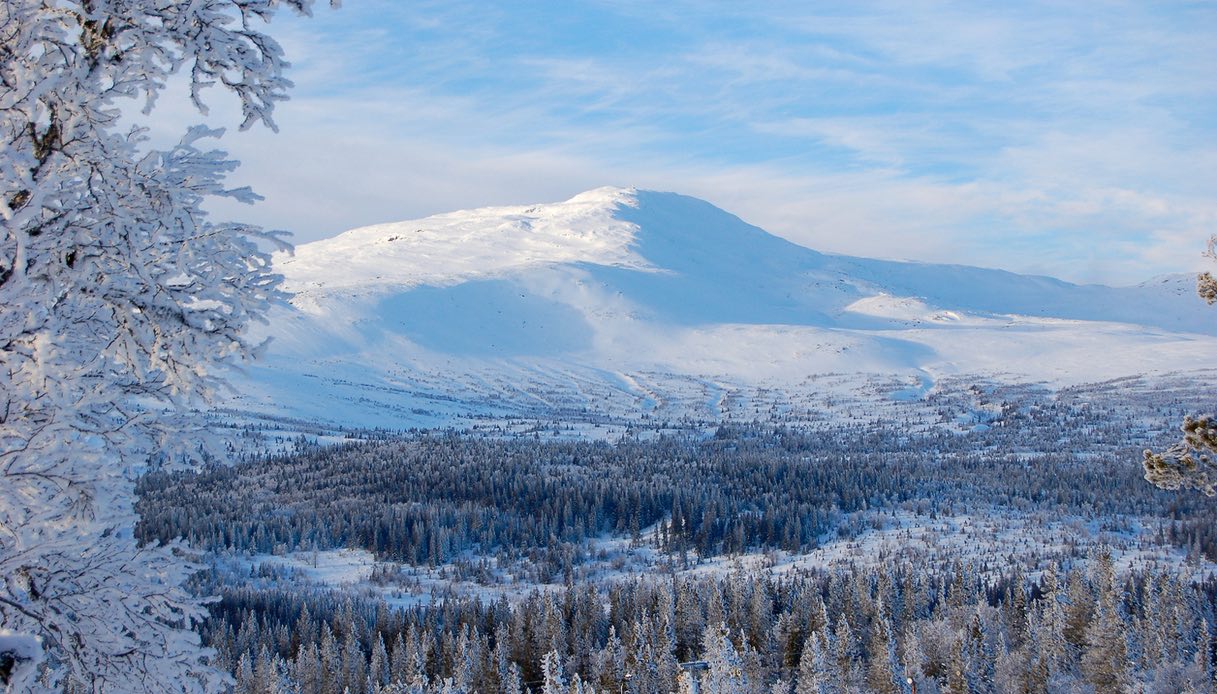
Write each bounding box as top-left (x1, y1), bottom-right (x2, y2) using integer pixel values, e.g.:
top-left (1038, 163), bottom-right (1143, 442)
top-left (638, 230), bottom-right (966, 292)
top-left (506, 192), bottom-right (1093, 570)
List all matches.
top-left (138, 421), bottom-right (1217, 574)
top-left (136, 379), bottom-right (1217, 692)
top-left (198, 557), bottom-right (1216, 693)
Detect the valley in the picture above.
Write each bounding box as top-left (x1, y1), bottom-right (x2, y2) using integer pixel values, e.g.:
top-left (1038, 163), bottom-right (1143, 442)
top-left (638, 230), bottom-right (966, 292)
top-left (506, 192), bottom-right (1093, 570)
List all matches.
top-left (169, 189), bottom-right (1217, 692)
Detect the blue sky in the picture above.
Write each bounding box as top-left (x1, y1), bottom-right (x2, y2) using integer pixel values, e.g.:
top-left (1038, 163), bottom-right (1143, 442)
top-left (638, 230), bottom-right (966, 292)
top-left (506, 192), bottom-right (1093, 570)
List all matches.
top-left (183, 0), bottom-right (1216, 285)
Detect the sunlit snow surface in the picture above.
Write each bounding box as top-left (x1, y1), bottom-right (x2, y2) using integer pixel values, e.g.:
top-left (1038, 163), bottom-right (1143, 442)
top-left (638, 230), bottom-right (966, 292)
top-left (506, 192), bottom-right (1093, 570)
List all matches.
top-left (231, 511), bottom-right (1217, 609)
top-left (226, 187), bottom-right (1216, 432)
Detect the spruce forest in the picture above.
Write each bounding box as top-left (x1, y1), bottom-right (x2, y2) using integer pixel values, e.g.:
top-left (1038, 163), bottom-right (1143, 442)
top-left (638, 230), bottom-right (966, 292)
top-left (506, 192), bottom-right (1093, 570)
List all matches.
top-left (137, 377), bottom-right (1217, 693)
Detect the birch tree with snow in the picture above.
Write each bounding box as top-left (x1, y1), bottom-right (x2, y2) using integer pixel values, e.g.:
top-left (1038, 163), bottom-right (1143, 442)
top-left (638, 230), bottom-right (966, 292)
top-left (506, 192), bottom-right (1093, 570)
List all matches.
top-left (0, 1), bottom-right (331, 690)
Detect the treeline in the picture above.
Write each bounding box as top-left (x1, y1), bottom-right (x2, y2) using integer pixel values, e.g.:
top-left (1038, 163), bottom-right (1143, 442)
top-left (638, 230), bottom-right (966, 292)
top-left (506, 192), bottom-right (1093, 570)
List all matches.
top-left (137, 421), bottom-right (1212, 572)
top-left (204, 557), bottom-right (1217, 693)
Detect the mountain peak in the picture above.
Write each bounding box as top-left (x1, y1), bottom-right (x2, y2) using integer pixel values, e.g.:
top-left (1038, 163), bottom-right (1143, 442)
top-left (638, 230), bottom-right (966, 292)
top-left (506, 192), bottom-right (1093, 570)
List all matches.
top-left (563, 185), bottom-right (638, 205)
top-left (277, 187), bottom-right (658, 298)
top-left (234, 188), bottom-right (1217, 428)
top-left (274, 188), bottom-right (1216, 335)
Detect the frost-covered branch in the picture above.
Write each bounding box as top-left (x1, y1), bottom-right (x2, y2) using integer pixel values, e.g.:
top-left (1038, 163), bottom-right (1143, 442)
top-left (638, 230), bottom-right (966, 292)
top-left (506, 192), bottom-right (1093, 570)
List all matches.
top-left (1, 0), bottom-right (334, 690)
top-left (1144, 416), bottom-right (1217, 497)
top-left (1142, 236), bottom-right (1217, 498)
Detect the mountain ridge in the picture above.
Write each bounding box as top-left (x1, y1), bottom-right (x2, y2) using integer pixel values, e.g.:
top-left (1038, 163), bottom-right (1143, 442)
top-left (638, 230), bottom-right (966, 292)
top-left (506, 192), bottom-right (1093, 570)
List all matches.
top-left (227, 188), bottom-right (1216, 430)
top-left (276, 187), bottom-right (1212, 334)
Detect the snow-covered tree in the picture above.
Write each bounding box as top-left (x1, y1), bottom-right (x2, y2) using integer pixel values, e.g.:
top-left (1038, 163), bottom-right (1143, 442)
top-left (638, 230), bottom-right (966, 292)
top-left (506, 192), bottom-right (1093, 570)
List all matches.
top-left (1144, 235), bottom-right (1216, 496)
top-left (234, 651), bottom-right (255, 694)
top-left (1080, 554), bottom-right (1130, 693)
top-left (700, 623), bottom-right (748, 694)
top-left (796, 630), bottom-right (839, 694)
top-left (866, 612), bottom-right (901, 694)
top-left (1143, 416), bottom-right (1217, 496)
top-left (542, 649), bottom-right (567, 694)
top-left (1198, 235), bottom-right (1217, 305)
top-left (501, 662), bottom-right (523, 694)
top-left (0, 1), bottom-right (332, 690)
top-left (370, 633), bottom-right (390, 690)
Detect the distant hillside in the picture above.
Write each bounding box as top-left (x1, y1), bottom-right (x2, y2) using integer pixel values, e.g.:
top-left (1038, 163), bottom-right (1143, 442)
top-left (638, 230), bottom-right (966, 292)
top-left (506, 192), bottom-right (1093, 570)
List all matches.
top-left (225, 188), bottom-right (1216, 430)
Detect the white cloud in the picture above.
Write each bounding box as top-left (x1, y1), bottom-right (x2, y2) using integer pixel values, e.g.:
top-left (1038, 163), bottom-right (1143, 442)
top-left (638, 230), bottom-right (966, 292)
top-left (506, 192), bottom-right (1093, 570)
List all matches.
top-left (130, 0), bottom-right (1217, 287)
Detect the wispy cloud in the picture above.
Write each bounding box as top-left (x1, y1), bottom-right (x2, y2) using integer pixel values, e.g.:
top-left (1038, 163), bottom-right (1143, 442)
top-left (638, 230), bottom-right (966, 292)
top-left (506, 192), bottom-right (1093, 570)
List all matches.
top-left (148, 0), bottom-right (1217, 285)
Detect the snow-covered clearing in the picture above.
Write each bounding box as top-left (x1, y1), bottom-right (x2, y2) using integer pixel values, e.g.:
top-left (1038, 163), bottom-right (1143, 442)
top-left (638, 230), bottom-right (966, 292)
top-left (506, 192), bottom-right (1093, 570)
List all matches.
top-left (230, 506), bottom-right (1214, 610)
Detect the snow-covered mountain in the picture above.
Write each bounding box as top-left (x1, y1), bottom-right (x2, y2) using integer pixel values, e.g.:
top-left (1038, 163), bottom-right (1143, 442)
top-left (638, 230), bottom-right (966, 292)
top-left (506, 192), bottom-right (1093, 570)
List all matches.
top-left (227, 187), bottom-right (1216, 430)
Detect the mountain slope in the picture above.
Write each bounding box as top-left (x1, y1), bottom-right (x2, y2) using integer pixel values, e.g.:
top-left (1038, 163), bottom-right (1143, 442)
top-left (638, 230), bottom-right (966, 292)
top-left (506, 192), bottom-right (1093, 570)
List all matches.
top-left (228, 187), bottom-right (1216, 430)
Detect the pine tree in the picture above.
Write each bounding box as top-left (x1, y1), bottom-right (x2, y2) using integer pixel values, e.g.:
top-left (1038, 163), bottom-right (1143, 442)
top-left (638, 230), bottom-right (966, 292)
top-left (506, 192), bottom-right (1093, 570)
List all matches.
top-left (235, 651), bottom-right (255, 694)
top-left (542, 649), bottom-right (567, 694)
top-left (1032, 563), bottom-right (1068, 687)
top-left (945, 636), bottom-right (969, 694)
top-left (342, 627), bottom-right (368, 694)
top-left (747, 583), bottom-right (774, 655)
top-left (599, 625), bottom-right (626, 691)
top-left (408, 627), bottom-right (430, 686)
top-left (963, 607), bottom-right (995, 694)
top-left (295, 605), bottom-right (317, 658)
top-left (676, 582), bottom-right (706, 661)
top-left (452, 626), bottom-right (475, 693)
top-left (320, 624), bottom-right (340, 694)
top-left (1081, 553), bottom-right (1130, 694)
top-left (370, 634), bottom-right (390, 690)
top-left (832, 616), bottom-right (861, 690)
top-left (700, 623), bottom-right (748, 694)
top-left (1193, 617), bottom-right (1214, 686)
top-left (796, 631), bottom-right (839, 694)
top-left (1062, 563), bottom-right (1095, 652)
top-left (295, 641), bottom-right (322, 694)
top-left (899, 627), bottom-right (926, 694)
top-left (541, 594), bottom-right (568, 664)
top-left (254, 644), bottom-right (282, 694)
top-left (1139, 573), bottom-right (1168, 671)
top-left (773, 612), bottom-right (803, 670)
top-left (866, 612), bottom-right (901, 694)
top-left (501, 662), bottom-right (524, 694)
top-left (391, 632), bottom-right (411, 685)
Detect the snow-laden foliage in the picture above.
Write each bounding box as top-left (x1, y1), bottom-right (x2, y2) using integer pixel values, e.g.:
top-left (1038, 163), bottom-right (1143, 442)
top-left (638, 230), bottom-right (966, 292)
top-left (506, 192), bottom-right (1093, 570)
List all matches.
top-left (1198, 235), bottom-right (1217, 306)
top-left (1144, 416), bottom-right (1217, 497)
top-left (1144, 236), bottom-right (1217, 497)
top-left (699, 624), bottom-right (747, 694)
top-left (200, 559), bottom-right (1217, 694)
top-left (0, 1), bottom-right (331, 690)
